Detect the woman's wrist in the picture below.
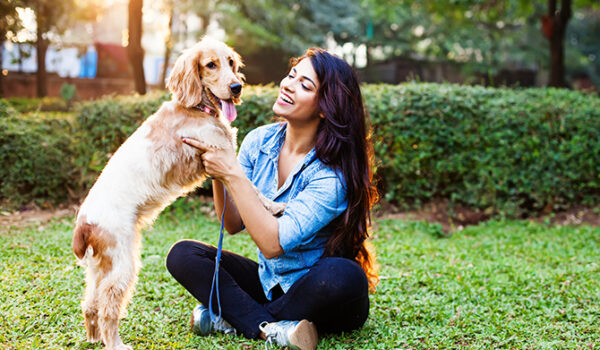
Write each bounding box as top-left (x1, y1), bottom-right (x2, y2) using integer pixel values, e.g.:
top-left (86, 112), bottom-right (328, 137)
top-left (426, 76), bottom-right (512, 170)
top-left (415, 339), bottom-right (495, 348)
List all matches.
top-left (221, 163), bottom-right (246, 188)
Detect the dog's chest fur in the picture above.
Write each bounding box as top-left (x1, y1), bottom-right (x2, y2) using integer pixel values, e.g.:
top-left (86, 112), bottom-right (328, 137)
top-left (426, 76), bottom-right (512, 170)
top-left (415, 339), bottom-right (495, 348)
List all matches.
top-left (78, 100), bottom-right (237, 231)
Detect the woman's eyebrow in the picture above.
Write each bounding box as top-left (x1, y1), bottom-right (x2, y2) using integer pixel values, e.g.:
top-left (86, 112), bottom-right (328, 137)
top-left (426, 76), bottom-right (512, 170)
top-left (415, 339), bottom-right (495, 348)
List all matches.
top-left (302, 76), bottom-right (317, 88)
top-left (291, 67), bottom-right (317, 88)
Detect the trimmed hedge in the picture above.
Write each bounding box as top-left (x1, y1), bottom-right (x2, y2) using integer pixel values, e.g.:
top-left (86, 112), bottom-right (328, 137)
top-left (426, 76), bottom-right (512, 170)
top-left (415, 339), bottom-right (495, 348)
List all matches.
top-left (1, 84), bottom-right (599, 217)
top-left (365, 84), bottom-right (600, 216)
top-left (0, 101), bottom-right (75, 207)
top-left (5, 96), bottom-right (68, 113)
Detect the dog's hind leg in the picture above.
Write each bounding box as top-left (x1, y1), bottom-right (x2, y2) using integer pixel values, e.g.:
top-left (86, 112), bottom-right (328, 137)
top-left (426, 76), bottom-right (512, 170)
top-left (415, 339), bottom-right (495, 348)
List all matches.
top-left (82, 264), bottom-right (102, 343)
top-left (97, 239), bottom-right (140, 350)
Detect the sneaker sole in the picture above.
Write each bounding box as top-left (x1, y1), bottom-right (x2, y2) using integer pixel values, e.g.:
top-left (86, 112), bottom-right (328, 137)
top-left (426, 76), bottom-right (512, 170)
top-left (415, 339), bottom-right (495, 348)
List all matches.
top-left (288, 320), bottom-right (318, 350)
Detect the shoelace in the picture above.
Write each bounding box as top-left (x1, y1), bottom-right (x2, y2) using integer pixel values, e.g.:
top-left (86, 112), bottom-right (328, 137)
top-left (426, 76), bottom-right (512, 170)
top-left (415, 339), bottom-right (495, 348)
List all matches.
top-left (260, 321), bottom-right (290, 350)
top-left (260, 322), bottom-right (275, 350)
top-left (214, 318), bottom-right (236, 335)
top-left (264, 336), bottom-right (275, 350)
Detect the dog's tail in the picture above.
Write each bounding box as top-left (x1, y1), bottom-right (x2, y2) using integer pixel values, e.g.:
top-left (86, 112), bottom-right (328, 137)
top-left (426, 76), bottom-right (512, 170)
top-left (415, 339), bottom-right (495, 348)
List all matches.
top-left (72, 221), bottom-right (93, 259)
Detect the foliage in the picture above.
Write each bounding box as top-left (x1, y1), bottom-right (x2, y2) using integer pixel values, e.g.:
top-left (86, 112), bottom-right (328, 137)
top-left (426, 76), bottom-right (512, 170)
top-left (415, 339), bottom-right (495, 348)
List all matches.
top-left (1, 207), bottom-right (599, 348)
top-left (0, 103), bottom-right (75, 207)
top-left (60, 83), bottom-right (77, 103)
top-left (24, 0), bottom-right (79, 37)
top-left (4, 96), bottom-right (68, 113)
top-left (566, 11), bottom-right (600, 86)
top-left (364, 83), bottom-right (600, 216)
top-left (0, 0), bottom-right (23, 41)
top-left (208, 0), bottom-right (362, 56)
top-left (1, 84), bottom-right (599, 217)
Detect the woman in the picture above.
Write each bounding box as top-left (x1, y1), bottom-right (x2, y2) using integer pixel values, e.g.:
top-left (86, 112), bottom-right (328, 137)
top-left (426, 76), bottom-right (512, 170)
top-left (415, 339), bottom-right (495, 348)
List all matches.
top-left (166, 48), bottom-right (378, 350)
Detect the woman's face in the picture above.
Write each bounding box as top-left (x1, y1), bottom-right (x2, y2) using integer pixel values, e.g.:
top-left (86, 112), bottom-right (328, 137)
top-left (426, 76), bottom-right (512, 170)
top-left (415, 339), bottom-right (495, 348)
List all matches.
top-left (272, 57), bottom-right (320, 123)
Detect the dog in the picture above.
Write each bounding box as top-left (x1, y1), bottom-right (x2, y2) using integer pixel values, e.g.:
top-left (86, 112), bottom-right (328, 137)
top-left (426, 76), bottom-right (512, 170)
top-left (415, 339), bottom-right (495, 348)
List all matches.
top-left (72, 37), bottom-right (284, 350)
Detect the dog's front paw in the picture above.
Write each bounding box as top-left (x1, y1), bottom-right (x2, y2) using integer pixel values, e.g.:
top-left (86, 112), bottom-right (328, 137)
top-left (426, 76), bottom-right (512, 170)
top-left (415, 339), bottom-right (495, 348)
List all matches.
top-left (268, 202), bottom-right (287, 217)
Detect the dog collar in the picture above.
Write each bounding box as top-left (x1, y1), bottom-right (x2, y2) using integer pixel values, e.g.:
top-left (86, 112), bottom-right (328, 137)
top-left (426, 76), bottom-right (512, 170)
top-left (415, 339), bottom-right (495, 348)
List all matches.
top-left (193, 103), bottom-right (218, 117)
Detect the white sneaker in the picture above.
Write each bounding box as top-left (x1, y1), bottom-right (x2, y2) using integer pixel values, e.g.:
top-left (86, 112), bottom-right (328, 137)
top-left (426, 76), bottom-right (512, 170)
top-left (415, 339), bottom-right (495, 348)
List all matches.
top-left (259, 319), bottom-right (318, 350)
top-left (190, 304), bottom-right (236, 336)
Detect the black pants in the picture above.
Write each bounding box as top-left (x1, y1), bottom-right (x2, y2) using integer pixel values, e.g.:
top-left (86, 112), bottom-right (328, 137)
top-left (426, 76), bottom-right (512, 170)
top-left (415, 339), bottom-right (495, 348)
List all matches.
top-left (166, 240), bottom-right (370, 339)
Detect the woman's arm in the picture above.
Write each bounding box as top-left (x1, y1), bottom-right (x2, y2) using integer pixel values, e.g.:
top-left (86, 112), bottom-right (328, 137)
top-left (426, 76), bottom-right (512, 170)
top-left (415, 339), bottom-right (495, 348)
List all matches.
top-left (211, 178), bottom-right (244, 235)
top-left (183, 138), bottom-right (283, 258)
top-left (222, 171), bottom-right (283, 259)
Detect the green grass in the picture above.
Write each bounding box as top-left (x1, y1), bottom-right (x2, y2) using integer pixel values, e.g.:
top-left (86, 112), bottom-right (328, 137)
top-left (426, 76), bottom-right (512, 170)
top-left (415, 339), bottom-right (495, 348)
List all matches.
top-left (1, 198), bottom-right (599, 349)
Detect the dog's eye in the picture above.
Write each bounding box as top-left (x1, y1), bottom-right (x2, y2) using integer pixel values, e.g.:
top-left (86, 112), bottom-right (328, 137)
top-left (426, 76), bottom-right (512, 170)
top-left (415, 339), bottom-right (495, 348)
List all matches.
top-left (206, 62), bottom-right (217, 69)
top-left (229, 59), bottom-right (234, 67)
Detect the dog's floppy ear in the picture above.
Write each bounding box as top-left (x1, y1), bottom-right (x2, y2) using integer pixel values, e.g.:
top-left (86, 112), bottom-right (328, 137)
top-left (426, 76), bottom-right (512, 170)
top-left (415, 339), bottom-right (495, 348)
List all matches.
top-left (167, 48), bottom-right (203, 108)
top-left (233, 50), bottom-right (245, 83)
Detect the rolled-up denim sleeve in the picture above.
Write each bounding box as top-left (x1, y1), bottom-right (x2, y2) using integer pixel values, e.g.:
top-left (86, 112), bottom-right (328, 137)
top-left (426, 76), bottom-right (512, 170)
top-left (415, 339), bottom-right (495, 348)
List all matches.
top-left (277, 174), bottom-right (347, 253)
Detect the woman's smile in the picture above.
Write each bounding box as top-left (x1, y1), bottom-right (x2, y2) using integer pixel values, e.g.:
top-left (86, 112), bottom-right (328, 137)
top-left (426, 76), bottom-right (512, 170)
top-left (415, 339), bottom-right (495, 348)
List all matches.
top-left (277, 91), bottom-right (294, 105)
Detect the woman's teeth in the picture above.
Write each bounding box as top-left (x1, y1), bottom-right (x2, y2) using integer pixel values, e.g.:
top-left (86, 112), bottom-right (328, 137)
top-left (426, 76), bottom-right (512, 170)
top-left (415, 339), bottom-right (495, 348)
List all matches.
top-left (281, 95), bottom-right (293, 104)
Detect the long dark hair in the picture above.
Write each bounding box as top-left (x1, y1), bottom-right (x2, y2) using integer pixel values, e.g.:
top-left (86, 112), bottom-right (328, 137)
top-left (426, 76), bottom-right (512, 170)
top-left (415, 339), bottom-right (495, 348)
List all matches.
top-left (292, 48), bottom-right (379, 290)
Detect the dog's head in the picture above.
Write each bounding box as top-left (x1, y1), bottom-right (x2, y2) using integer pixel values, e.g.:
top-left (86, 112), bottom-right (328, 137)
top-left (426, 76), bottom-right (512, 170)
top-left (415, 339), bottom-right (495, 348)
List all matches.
top-left (167, 37), bottom-right (244, 121)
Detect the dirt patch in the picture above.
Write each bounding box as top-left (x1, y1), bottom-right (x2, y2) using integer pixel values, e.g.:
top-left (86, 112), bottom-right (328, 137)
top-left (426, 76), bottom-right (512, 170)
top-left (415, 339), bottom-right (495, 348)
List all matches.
top-left (1, 200), bottom-right (599, 234)
top-left (0, 204), bottom-right (78, 232)
top-left (374, 199), bottom-right (600, 233)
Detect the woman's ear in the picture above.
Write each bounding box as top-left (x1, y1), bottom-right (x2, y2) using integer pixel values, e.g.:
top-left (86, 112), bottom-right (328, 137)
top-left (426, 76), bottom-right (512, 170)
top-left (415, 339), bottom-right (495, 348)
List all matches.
top-left (166, 49), bottom-right (203, 108)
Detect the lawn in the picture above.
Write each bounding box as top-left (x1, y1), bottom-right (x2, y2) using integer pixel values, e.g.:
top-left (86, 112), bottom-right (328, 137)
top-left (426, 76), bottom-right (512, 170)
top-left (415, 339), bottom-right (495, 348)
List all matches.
top-left (1, 198), bottom-right (598, 349)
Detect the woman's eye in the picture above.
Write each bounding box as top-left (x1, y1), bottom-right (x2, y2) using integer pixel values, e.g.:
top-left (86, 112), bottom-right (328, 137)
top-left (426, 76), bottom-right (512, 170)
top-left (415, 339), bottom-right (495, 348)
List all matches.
top-left (207, 62), bottom-right (217, 69)
top-left (301, 84), bottom-right (310, 91)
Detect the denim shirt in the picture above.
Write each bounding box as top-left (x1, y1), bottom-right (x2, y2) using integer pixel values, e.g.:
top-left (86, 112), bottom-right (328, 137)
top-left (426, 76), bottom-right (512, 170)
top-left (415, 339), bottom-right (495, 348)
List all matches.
top-left (237, 122), bottom-right (348, 300)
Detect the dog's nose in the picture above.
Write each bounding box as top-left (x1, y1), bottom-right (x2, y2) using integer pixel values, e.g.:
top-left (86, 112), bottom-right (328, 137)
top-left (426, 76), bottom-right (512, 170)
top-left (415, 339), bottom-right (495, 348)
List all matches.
top-left (230, 83), bottom-right (242, 96)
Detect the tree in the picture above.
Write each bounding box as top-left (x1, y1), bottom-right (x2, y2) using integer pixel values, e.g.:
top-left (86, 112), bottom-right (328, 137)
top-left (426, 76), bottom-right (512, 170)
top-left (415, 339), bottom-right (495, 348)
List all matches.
top-left (160, 0), bottom-right (213, 87)
top-left (128, 0), bottom-right (146, 95)
top-left (26, 0), bottom-right (80, 97)
top-left (361, 0), bottom-right (600, 87)
top-left (0, 0), bottom-right (24, 97)
top-left (218, 0), bottom-right (362, 55)
top-left (542, 0), bottom-right (572, 87)
top-left (159, 4), bottom-right (173, 89)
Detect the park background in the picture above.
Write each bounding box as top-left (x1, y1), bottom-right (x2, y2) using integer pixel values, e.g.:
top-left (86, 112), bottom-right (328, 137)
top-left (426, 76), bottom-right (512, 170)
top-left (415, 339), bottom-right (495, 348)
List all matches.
top-left (1, 0), bottom-right (599, 349)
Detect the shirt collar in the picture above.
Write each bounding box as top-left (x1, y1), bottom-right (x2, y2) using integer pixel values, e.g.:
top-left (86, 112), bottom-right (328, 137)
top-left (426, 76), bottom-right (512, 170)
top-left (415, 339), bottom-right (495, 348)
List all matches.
top-left (260, 122), bottom-right (317, 168)
top-left (260, 122), bottom-right (286, 160)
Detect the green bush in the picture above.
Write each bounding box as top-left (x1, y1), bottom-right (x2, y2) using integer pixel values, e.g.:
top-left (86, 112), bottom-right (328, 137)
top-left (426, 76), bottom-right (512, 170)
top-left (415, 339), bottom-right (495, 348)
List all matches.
top-left (5, 96), bottom-right (68, 113)
top-left (0, 102), bottom-right (76, 207)
top-left (73, 91), bottom-right (170, 187)
top-left (365, 83), bottom-right (600, 216)
top-left (1, 84), bottom-right (599, 217)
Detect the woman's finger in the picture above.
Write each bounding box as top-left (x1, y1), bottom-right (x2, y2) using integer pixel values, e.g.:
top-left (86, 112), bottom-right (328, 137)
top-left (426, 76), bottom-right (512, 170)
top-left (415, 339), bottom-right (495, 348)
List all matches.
top-left (182, 137), bottom-right (208, 151)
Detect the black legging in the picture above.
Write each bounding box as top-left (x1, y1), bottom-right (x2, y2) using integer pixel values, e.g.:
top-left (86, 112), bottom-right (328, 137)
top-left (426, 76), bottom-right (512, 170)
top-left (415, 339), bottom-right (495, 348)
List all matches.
top-left (166, 240), bottom-right (370, 339)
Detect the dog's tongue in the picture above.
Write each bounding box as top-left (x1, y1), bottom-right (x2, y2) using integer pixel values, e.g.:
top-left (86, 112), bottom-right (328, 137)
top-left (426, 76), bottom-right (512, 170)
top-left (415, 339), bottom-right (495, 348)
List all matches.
top-left (221, 99), bottom-right (237, 122)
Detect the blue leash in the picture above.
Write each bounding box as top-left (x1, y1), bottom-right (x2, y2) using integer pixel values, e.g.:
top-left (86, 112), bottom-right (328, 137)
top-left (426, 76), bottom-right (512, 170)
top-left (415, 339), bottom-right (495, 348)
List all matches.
top-left (208, 188), bottom-right (226, 325)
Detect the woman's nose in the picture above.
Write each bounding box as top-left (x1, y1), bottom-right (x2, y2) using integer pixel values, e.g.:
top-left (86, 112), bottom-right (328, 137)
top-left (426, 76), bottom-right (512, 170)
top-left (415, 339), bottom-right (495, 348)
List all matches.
top-left (281, 78), bottom-right (294, 92)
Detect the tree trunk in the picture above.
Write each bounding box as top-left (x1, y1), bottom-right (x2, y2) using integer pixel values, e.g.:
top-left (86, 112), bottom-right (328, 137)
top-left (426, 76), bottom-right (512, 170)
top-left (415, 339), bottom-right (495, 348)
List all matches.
top-left (128, 0), bottom-right (146, 94)
top-left (160, 6), bottom-right (173, 89)
top-left (36, 12), bottom-right (48, 97)
top-left (0, 42), bottom-right (4, 97)
top-left (546, 0), bottom-right (571, 88)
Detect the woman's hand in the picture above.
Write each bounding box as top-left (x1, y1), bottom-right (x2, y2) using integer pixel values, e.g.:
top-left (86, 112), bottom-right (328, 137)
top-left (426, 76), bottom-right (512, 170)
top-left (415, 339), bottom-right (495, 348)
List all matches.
top-left (183, 137), bottom-right (283, 258)
top-left (182, 137), bottom-right (242, 183)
